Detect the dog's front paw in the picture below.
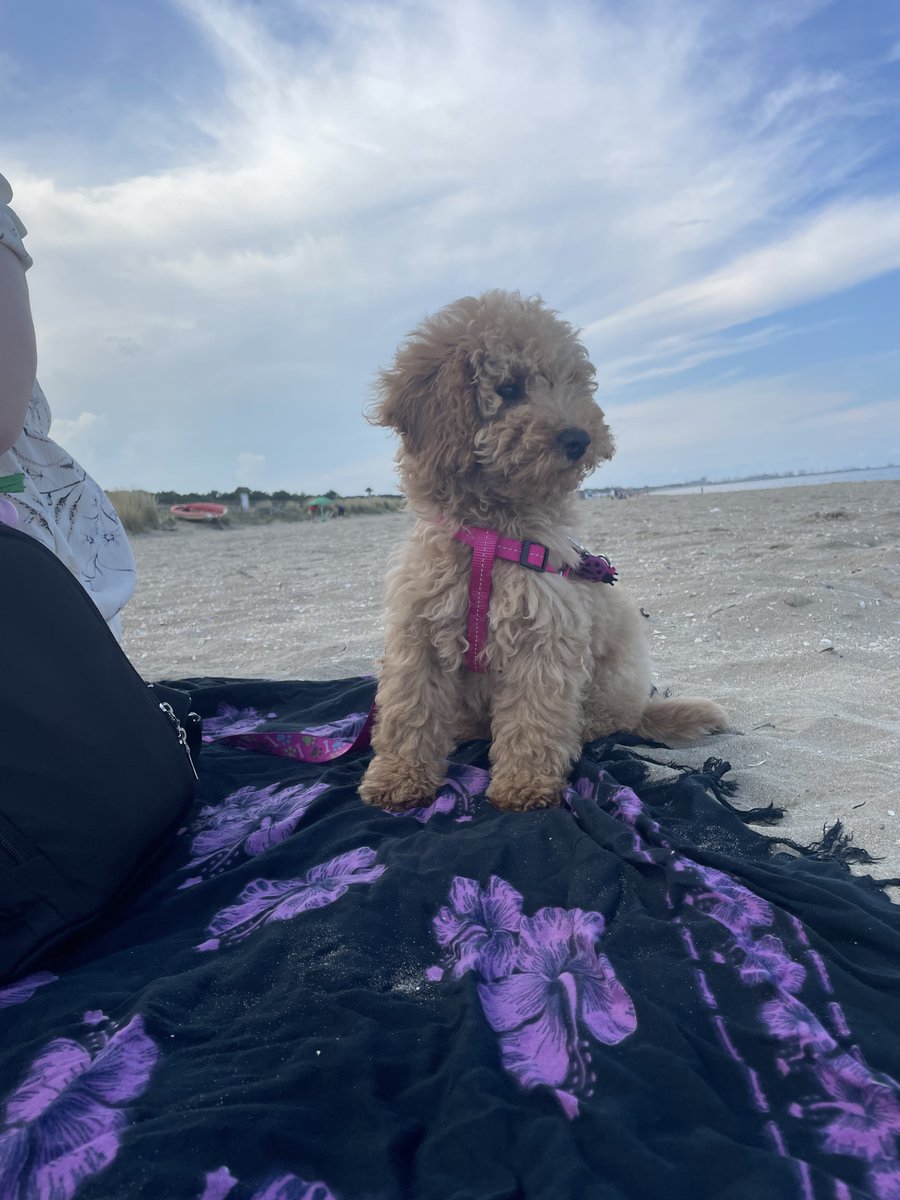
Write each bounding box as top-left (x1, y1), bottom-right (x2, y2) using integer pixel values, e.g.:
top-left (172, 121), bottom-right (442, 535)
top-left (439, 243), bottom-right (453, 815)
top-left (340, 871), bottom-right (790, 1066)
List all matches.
top-left (488, 776), bottom-right (563, 813)
top-left (359, 756), bottom-right (439, 812)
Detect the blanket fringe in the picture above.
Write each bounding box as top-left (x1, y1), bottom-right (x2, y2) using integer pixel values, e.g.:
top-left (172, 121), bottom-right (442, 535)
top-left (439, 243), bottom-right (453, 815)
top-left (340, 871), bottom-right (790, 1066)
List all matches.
top-left (584, 739), bottom-right (899, 894)
top-left (764, 821), bottom-right (880, 867)
top-left (601, 745), bottom-right (786, 825)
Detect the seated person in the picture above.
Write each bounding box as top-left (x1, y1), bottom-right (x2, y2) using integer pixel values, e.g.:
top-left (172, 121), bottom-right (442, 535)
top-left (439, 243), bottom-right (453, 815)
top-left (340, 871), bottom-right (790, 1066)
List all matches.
top-left (0, 172), bottom-right (135, 637)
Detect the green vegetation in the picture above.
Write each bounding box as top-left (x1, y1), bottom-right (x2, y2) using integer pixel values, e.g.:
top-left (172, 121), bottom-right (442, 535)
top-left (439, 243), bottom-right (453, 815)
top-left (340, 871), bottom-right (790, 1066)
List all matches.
top-left (107, 490), bottom-right (162, 533)
top-left (108, 487), bottom-right (405, 533)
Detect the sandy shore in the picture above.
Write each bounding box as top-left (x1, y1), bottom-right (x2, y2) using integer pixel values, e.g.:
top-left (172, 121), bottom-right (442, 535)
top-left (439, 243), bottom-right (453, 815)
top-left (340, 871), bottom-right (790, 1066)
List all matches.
top-left (122, 482), bottom-right (900, 888)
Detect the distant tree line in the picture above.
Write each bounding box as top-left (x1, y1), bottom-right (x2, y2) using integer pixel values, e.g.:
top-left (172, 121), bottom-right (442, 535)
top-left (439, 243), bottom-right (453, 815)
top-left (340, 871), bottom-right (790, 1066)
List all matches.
top-left (155, 487), bottom-right (401, 504)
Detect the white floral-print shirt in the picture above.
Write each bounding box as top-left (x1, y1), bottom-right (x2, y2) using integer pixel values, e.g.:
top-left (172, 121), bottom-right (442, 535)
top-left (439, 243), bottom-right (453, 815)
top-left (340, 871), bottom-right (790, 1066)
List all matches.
top-left (0, 173), bottom-right (135, 635)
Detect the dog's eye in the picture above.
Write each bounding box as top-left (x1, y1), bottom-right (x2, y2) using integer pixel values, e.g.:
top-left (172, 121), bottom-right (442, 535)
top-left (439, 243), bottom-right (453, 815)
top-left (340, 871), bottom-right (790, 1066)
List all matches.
top-left (495, 380), bottom-right (525, 404)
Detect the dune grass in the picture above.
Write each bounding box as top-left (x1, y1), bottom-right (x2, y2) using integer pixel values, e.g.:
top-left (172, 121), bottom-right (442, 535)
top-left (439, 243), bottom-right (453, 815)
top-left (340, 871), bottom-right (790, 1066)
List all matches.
top-left (338, 496), bottom-right (405, 515)
top-left (234, 496), bottom-right (405, 522)
top-left (107, 490), bottom-right (405, 532)
top-left (107, 490), bottom-right (161, 534)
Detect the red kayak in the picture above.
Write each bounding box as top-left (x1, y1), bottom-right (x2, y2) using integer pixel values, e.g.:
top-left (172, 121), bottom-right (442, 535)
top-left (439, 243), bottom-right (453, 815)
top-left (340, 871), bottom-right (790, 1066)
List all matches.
top-left (169, 503), bottom-right (228, 522)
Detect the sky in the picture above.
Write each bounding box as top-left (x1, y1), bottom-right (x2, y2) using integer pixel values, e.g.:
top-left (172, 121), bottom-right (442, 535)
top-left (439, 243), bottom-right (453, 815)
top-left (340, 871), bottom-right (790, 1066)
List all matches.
top-left (2, 0), bottom-right (899, 494)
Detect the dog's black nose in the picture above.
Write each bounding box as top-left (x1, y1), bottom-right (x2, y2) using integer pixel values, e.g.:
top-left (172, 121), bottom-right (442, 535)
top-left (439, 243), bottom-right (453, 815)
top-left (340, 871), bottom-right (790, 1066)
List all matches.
top-left (556, 427), bottom-right (591, 461)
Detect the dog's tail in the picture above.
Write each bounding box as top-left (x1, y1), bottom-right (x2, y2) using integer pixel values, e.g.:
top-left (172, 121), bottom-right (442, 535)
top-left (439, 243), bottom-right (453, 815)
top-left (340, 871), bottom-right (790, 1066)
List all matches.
top-left (635, 696), bottom-right (728, 744)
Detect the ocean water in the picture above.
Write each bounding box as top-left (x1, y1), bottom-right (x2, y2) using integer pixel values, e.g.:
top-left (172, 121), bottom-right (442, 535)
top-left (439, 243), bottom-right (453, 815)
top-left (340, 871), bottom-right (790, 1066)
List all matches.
top-left (647, 465), bottom-right (900, 497)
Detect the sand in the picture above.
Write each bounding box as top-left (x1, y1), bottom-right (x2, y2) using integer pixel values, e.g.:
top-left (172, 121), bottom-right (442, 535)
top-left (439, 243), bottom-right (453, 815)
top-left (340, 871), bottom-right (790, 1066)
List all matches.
top-left (122, 481), bottom-right (900, 889)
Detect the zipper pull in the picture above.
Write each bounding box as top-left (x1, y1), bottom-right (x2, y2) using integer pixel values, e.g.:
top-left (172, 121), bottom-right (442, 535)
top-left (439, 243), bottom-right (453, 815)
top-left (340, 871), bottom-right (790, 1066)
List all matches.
top-left (158, 701), bottom-right (200, 780)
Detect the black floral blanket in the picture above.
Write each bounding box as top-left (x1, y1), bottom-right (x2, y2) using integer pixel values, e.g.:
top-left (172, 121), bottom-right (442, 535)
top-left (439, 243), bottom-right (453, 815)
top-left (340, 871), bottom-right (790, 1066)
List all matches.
top-left (2, 677), bottom-right (899, 1200)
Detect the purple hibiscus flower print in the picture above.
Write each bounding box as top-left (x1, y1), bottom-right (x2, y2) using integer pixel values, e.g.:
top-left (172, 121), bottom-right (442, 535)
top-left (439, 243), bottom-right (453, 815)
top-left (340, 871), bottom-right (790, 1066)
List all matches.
top-left (402, 764), bottom-right (491, 824)
top-left (0, 1014), bottom-right (158, 1200)
top-left (871, 1162), bottom-right (900, 1200)
top-left (431, 878), bottom-right (637, 1118)
top-left (606, 785), bottom-right (644, 825)
top-left (200, 1167), bottom-right (240, 1200)
top-left (197, 847), bottom-right (385, 952)
top-left (563, 773), bottom-right (643, 826)
top-left (678, 862), bottom-right (774, 934)
top-left (477, 907), bottom-right (637, 1117)
top-left (736, 935), bottom-right (806, 994)
top-left (761, 997), bottom-right (838, 1060)
top-left (0, 972), bottom-right (57, 1011)
top-left (180, 781), bottom-right (329, 887)
top-left (200, 1166), bottom-right (338, 1200)
top-left (810, 1053), bottom-right (900, 1160)
top-left (250, 1178), bottom-right (336, 1200)
top-left (433, 876), bottom-right (524, 981)
top-left (202, 703), bottom-right (276, 743)
top-left (783, 1049), bottom-right (900, 1196)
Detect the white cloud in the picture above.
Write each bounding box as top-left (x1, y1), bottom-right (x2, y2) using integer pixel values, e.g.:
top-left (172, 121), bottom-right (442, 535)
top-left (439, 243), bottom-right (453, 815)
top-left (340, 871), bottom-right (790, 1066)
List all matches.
top-left (585, 197), bottom-right (900, 355)
top-left (4, 0), bottom-right (899, 491)
top-left (757, 70), bottom-right (843, 128)
top-left (598, 323), bottom-right (795, 389)
top-left (599, 379), bottom-right (900, 486)
top-left (47, 410), bottom-right (100, 450)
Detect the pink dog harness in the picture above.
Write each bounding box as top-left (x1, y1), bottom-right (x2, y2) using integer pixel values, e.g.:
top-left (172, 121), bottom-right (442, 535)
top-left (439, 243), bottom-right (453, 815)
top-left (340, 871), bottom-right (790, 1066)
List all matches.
top-left (451, 526), bottom-right (617, 673)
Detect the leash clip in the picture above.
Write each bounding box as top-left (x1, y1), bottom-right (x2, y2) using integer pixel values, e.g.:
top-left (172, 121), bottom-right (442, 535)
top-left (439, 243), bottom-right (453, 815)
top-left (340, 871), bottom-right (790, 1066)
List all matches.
top-left (568, 538), bottom-right (617, 585)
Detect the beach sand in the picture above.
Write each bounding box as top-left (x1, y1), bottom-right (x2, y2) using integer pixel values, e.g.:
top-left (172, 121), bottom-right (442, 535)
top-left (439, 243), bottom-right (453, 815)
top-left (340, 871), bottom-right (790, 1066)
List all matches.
top-left (122, 481), bottom-right (900, 889)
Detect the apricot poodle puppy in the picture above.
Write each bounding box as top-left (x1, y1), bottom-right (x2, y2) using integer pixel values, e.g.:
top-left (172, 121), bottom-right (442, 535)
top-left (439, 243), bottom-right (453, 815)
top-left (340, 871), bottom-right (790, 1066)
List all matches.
top-left (360, 290), bottom-right (726, 813)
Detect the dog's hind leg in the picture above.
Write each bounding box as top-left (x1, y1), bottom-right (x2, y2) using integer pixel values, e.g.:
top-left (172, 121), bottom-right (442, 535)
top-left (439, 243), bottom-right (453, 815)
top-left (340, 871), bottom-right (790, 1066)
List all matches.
top-left (360, 639), bottom-right (465, 812)
top-left (581, 598), bottom-right (653, 741)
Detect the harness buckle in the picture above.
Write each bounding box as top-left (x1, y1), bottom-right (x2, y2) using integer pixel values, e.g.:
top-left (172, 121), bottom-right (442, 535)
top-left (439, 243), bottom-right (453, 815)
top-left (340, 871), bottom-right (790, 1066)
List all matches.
top-left (519, 540), bottom-right (549, 571)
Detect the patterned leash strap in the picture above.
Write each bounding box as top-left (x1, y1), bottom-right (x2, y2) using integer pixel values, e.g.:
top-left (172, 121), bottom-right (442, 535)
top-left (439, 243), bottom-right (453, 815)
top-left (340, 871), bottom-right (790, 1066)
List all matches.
top-left (207, 703), bottom-right (376, 763)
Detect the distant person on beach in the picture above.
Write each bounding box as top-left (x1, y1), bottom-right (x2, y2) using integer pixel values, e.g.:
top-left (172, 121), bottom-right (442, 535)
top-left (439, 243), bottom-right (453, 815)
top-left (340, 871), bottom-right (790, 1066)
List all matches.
top-left (0, 172), bottom-right (135, 637)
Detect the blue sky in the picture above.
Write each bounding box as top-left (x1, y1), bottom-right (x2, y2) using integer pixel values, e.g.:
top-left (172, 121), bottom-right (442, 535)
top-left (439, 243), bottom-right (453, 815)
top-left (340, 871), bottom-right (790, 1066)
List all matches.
top-left (2, 0), bottom-right (899, 493)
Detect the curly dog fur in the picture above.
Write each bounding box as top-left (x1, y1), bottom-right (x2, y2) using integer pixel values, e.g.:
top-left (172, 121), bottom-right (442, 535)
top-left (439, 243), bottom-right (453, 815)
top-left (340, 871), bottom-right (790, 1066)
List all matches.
top-left (360, 290), bottom-right (727, 813)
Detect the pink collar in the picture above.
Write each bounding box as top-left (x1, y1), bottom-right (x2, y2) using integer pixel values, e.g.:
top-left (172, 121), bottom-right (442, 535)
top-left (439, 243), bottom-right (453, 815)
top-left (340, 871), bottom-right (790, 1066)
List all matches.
top-left (450, 525), bottom-right (616, 673)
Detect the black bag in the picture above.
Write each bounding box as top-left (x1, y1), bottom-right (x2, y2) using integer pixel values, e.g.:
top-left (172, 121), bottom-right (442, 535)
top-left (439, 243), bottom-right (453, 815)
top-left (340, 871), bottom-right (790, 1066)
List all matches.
top-left (0, 522), bottom-right (199, 982)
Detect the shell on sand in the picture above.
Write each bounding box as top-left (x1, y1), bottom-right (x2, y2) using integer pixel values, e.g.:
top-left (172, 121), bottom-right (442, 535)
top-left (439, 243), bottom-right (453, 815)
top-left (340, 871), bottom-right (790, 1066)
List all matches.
top-left (122, 481), bottom-right (900, 888)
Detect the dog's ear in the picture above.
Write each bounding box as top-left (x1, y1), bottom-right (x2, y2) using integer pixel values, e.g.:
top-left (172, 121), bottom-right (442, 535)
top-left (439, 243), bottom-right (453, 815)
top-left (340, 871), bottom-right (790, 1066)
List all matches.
top-left (369, 341), bottom-right (478, 472)
top-left (368, 350), bottom-right (439, 453)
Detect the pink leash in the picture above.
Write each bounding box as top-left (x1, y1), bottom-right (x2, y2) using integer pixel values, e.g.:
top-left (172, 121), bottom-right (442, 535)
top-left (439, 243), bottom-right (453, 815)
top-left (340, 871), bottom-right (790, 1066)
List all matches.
top-left (211, 705), bottom-right (375, 762)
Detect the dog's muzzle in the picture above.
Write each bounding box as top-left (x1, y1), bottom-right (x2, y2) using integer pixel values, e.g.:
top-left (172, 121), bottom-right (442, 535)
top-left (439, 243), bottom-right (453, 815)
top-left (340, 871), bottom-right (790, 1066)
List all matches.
top-left (556, 427), bottom-right (591, 461)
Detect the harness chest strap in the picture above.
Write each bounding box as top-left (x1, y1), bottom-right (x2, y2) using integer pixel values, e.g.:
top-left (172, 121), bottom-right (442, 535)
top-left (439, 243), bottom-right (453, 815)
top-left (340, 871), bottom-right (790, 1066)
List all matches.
top-left (451, 525), bottom-right (617, 674)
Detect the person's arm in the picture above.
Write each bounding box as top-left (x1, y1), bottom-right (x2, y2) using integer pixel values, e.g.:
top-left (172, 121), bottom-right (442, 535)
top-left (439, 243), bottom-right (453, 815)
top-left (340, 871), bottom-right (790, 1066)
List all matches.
top-left (0, 242), bottom-right (38, 455)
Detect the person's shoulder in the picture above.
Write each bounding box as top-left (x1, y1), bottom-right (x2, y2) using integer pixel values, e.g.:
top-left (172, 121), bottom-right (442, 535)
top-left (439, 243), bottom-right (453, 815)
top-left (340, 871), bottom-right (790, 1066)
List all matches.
top-left (0, 172), bottom-right (33, 270)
